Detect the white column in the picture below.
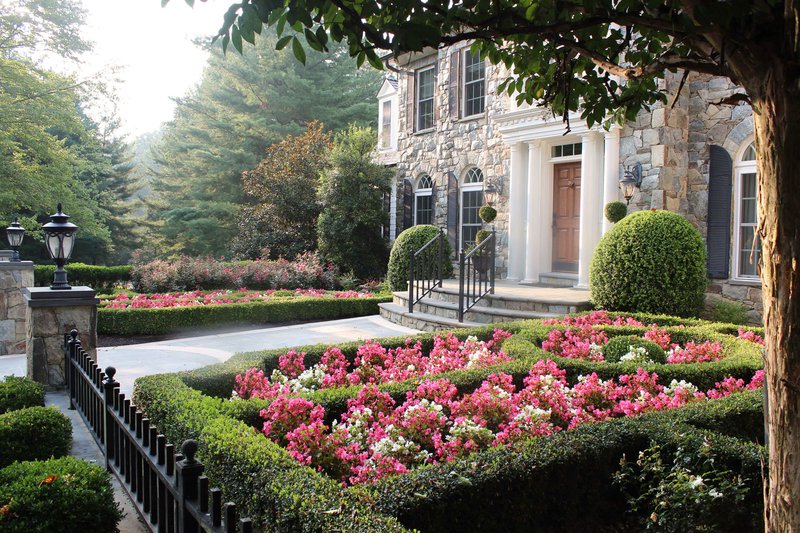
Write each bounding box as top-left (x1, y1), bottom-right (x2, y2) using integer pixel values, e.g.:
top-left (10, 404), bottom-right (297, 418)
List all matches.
top-left (523, 141), bottom-right (542, 284)
top-left (507, 143), bottom-right (528, 280)
top-left (602, 126), bottom-right (621, 234)
top-left (577, 132), bottom-right (604, 288)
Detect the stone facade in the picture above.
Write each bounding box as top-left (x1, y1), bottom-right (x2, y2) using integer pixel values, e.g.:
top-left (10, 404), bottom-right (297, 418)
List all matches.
top-left (0, 262), bottom-right (34, 355)
top-left (379, 48), bottom-right (762, 323)
top-left (24, 287), bottom-right (98, 387)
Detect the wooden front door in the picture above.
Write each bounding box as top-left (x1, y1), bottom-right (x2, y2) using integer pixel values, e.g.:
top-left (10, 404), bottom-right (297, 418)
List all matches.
top-left (552, 162), bottom-right (581, 272)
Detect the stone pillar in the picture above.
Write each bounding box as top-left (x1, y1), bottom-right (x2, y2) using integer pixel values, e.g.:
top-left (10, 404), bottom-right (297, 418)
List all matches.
top-left (23, 286), bottom-right (98, 387)
top-left (507, 143), bottom-right (528, 280)
top-left (523, 141), bottom-right (542, 284)
top-left (602, 126), bottom-right (621, 234)
top-left (0, 261), bottom-right (34, 355)
top-left (577, 132), bottom-right (605, 289)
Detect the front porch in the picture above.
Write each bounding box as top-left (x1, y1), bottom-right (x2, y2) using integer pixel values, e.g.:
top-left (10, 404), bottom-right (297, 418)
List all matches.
top-left (379, 279), bottom-right (592, 331)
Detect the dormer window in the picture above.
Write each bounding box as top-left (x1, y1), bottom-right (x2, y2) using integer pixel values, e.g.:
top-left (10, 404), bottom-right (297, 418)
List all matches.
top-left (416, 67), bottom-right (435, 131)
top-left (380, 100), bottom-right (392, 149)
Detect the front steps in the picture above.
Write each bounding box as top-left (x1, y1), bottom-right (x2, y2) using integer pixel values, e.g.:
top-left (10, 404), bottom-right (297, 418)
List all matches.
top-left (379, 279), bottom-right (592, 331)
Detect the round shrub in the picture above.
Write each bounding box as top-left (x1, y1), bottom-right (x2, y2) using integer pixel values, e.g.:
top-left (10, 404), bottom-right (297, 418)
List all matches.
top-left (479, 205), bottom-right (497, 223)
top-left (604, 201), bottom-right (628, 223)
top-left (590, 210), bottom-right (707, 317)
top-left (0, 406), bottom-right (72, 468)
top-left (0, 376), bottom-right (45, 414)
top-left (603, 336), bottom-right (667, 364)
top-left (387, 225), bottom-right (454, 291)
top-left (0, 456), bottom-right (122, 532)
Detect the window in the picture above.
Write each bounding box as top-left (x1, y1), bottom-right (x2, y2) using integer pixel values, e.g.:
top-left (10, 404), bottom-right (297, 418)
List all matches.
top-left (460, 168), bottom-right (484, 250)
top-left (415, 174), bottom-right (433, 225)
top-left (416, 67), bottom-right (435, 131)
top-left (552, 142), bottom-right (583, 158)
top-left (380, 100), bottom-right (392, 148)
top-left (734, 142), bottom-right (760, 278)
top-left (463, 50), bottom-right (485, 116)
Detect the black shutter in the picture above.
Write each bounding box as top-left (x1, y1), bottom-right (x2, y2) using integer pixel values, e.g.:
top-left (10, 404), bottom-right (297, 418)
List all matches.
top-left (449, 50), bottom-right (461, 119)
top-left (707, 145), bottom-right (733, 279)
top-left (446, 171), bottom-right (459, 253)
top-left (430, 181), bottom-right (438, 226)
top-left (402, 178), bottom-right (414, 230)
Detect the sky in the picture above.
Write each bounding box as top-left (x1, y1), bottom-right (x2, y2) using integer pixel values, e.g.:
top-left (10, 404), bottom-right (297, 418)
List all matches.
top-left (79, 0), bottom-right (231, 139)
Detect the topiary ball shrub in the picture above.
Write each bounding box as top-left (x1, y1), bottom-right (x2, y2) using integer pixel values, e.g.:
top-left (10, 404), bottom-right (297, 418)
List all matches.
top-left (590, 210), bottom-right (707, 317)
top-left (387, 225), bottom-right (454, 291)
top-left (0, 376), bottom-right (45, 414)
top-left (479, 205), bottom-right (497, 223)
top-left (0, 406), bottom-right (72, 468)
top-left (603, 336), bottom-right (667, 364)
top-left (604, 201), bottom-right (628, 223)
top-left (0, 456), bottom-right (123, 532)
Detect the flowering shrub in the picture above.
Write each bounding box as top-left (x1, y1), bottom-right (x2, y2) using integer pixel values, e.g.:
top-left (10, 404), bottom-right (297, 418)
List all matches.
top-left (247, 360), bottom-right (763, 486)
top-left (543, 310), bottom-right (645, 327)
top-left (101, 288), bottom-right (374, 309)
top-left (737, 328), bottom-right (764, 345)
top-left (234, 330), bottom-right (513, 398)
top-left (130, 252), bottom-right (339, 293)
top-left (666, 341), bottom-right (724, 364)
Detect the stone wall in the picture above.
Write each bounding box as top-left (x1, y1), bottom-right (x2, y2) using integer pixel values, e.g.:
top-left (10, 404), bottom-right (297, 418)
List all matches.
top-left (0, 262), bottom-right (34, 355)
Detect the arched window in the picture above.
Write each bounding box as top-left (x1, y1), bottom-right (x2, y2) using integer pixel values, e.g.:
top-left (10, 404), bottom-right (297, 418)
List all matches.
top-left (414, 174), bottom-right (433, 225)
top-left (733, 141), bottom-right (760, 279)
top-left (460, 168), bottom-right (484, 249)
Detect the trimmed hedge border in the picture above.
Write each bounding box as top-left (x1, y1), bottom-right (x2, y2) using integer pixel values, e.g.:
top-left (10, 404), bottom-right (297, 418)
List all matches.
top-left (98, 294), bottom-right (392, 336)
top-left (0, 406), bottom-right (72, 468)
top-left (35, 263), bottom-right (131, 289)
top-left (133, 312), bottom-right (766, 532)
top-left (0, 376), bottom-right (45, 414)
top-left (0, 456), bottom-right (123, 532)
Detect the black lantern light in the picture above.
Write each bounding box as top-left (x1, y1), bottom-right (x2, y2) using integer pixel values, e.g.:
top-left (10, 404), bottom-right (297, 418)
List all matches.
top-left (5, 217), bottom-right (25, 262)
top-left (619, 163), bottom-right (643, 205)
top-left (42, 204), bottom-right (78, 290)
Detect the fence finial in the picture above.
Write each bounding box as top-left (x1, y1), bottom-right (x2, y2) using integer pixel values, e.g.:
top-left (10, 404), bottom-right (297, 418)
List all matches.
top-left (69, 329), bottom-right (78, 341)
top-left (182, 439), bottom-right (198, 463)
top-left (104, 366), bottom-right (117, 381)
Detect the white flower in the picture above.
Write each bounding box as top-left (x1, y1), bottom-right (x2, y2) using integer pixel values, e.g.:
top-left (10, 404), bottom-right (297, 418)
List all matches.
top-left (664, 379), bottom-right (698, 395)
top-left (709, 488), bottom-right (723, 498)
top-left (621, 345), bottom-right (653, 363)
top-left (689, 475), bottom-right (705, 489)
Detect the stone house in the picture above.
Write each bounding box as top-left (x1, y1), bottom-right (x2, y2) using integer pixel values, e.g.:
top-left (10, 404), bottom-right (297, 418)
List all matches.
top-left (375, 44), bottom-right (762, 321)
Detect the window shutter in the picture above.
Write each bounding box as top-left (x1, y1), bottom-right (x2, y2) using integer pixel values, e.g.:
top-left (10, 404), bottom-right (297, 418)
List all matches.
top-left (403, 178), bottom-right (414, 230)
top-left (449, 50), bottom-right (461, 120)
top-left (446, 171), bottom-right (459, 253)
top-left (406, 71), bottom-right (415, 133)
top-left (707, 145), bottom-right (733, 279)
top-left (431, 181), bottom-right (438, 224)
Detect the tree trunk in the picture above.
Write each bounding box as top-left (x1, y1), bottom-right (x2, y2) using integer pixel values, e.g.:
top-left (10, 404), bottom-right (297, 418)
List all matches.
top-left (751, 63), bottom-right (800, 530)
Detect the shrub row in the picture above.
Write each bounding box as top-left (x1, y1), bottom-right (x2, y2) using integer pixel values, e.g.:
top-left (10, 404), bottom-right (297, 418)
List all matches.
top-left (133, 375), bottom-right (408, 532)
top-left (97, 294), bottom-right (392, 336)
top-left (134, 372), bottom-right (764, 532)
top-left (0, 376), bottom-right (45, 414)
top-left (34, 263), bottom-right (131, 289)
top-left (0, 456), bottom-right (122, 532)
top-left (0, 406), bottom-right (72, 468)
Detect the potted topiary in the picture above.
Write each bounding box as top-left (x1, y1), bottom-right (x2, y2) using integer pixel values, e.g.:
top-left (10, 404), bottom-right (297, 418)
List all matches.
top-left (604, 201), bottom-right (628, 224)
top-left (478, 205), bottom-right (497, 224)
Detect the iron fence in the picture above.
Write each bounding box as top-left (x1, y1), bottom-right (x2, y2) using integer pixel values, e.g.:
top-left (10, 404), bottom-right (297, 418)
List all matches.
top-left (64, 330), bottom-right (252, 533)
top-left (408, 228), bottom-right (446, 312)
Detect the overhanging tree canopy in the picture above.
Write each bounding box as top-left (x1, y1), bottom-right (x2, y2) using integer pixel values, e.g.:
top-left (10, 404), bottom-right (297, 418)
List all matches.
top-left (170, 0), bottom-right (799, 528)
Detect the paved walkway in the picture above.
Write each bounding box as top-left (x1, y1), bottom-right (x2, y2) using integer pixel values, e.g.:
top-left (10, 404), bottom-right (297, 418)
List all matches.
top-left (0, 315), bottom-right (420, 396)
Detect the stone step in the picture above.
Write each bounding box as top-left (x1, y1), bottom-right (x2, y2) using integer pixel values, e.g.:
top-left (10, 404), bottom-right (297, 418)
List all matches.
top-left (538, 272), bottom-right (578, 288)
top-left (399, 287), bottom-right (588, 315)
top-left (391, 293), bottom-right (561, 325)
top-left (378, 302), bottom-right (482, 331)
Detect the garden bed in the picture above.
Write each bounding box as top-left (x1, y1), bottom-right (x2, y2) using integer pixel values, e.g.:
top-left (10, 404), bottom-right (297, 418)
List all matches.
top-left (134, 313), bottom-right (766, 532)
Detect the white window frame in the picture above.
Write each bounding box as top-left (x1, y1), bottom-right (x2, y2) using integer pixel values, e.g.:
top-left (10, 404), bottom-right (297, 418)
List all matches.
top-left (416, 67), bottom-right (435, 132)
top-left (732, 140), bottom-right (760, 281)
top-left (414, 174), bottom-right (434, 225)
top-left (462, 50), bottom-right (486, 117)
top-left (378, 99), bottom-right (393, 149)
top-left (460, 167), bottom-right (484, 251)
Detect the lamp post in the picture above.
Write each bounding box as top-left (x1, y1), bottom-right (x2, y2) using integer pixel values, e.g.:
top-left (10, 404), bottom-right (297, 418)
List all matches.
top-left (42, 204), bottom-right (78, 290)
top-left (5, 218), bottom-right (25, 262)
top-left (619, 163), bottom-right (643, 205)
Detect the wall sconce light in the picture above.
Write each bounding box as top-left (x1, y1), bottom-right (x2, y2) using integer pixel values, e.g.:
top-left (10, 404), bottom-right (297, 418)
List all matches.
top-left (619, 163), bottom-right (643, 205)
top-left (485, 176), bottom-right (505, 196)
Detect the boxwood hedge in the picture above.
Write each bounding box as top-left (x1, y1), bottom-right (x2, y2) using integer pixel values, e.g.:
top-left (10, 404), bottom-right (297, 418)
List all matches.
top-left (35, 263), bottom-right (131, 289)
top-left (0, 406), bottom-right (72, 468)
top-left (98, 294), bottom-right (392, 336)
top-left (0, 456), bottom-right (122, 532)
top-left (133, 312), bottom-right (766, 532)
top-left (0, 376), bottom-right (45, 414)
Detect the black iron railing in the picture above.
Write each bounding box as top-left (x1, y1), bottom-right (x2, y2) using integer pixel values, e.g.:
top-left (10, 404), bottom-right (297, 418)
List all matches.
top-left (458, 229), bottom-right (496, 322)
top-left (64, 330), bottom-right (252, 533)
top-left (408, 228), bottom-right (446, 312)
